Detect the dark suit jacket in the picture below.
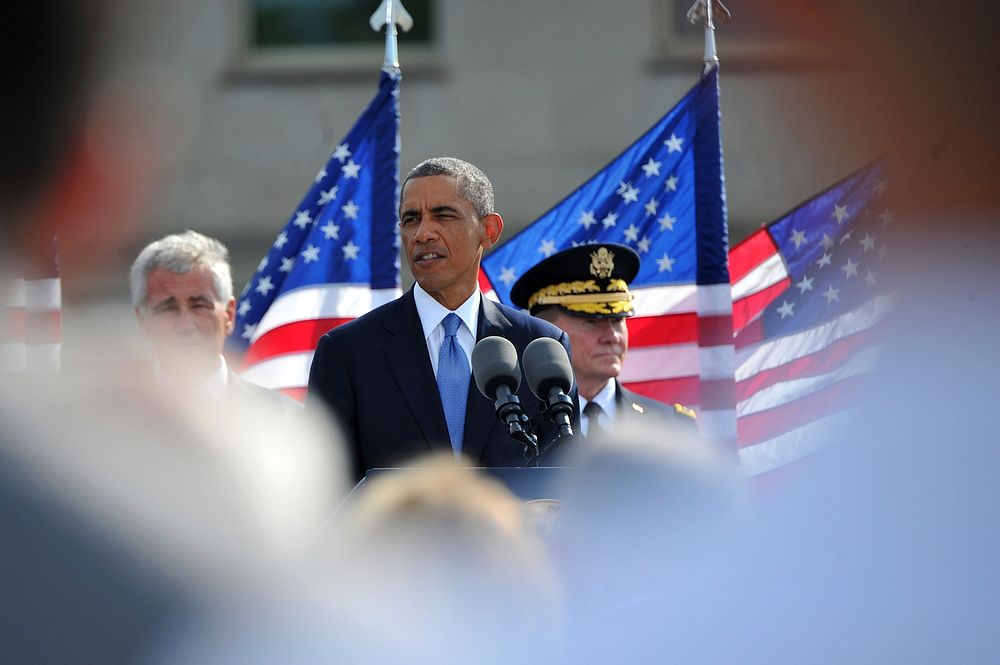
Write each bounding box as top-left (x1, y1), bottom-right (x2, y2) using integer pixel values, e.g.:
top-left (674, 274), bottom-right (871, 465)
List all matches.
top-left (615, 381), bottom-right (696, 428)
top-left (307, 289), bottom-right (574, 480)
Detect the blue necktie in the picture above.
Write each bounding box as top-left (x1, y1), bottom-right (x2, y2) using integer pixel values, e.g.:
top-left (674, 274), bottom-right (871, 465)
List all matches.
top-left (437, 313), bottom-right (470, 455)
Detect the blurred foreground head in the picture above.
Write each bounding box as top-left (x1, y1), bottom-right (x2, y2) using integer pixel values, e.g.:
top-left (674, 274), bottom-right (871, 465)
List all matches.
top-left (328, 456), bottom-right (562, 664)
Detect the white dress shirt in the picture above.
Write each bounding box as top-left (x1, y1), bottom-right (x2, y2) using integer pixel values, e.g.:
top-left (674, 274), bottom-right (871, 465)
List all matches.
top-left (579, 378), bottom-right (617, 436)
top-left (412, 282), bottom-right (480, 376)
top-left (152, 355), bottom-right (229, 404)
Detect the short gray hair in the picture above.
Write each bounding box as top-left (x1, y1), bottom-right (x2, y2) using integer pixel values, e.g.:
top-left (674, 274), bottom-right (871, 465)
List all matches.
top-left (129, 230), bottom-right (233, 309)
top-left (403, 157), bottom-right (495, 218)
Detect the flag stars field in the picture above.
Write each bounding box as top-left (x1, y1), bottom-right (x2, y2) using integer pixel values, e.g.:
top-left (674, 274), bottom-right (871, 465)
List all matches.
top-left (817, 252), bottom-right (832, 268)
top-left (294, 210), bottom-right (313, 228)
top-left (342, 240), bottom-right (361, 260)
top-left (664, 133), bottom-right (684, 153)
top-left (321, 221), bottom-right (340, 240)
top-left (795, 275), bottom-right (814, 293)
top-left (859, 233), bottom-right (876, 252)
top-left (656, 253), bottom-right (675, 272)
top-left (539, 239), bottom-right (557, 257)
top-left (241, 323), bottom-right (256, 340)
top-left (878, 209), bottom-right (894, 226)
top-left (822, 284), bottom-right (840, 303)
top-left (257, 257), bottom-right (268, 272)
top-left (255, 275), bottom-right (274, 296)
top-left (341, 160), bottom-right (361, 179)
top-left (790, 228), bottom-right (807, 248)
top-left (636, 235), bottom-right (652, 253)
top-left (841, 257), bottom-right (859, 278)
top-left (624, 224), bottom-right (640, 242)
top-left (342, 200), bottom-right (360, 220)
top-left (602, 212), bottom-right (618, 229)
top-left (644, 199), bottom-right (659, 217)
top-left (865, 271), bottom-right (877, 287)
top-left (238, 300), bottom-right (251, 317)
top-left (301, 244), bottom-right (321, 264)
top-left (665, 174), bottom-right (679, 191)
top-left (274, 231), bottom-right (289, 249)
top-left (659, 212), bottom-right (677, 232)
top-left (331, 143), bottom-right (351, 162)
top-left (279, 257), bottom-right (295, 273)
top-left (498, 267), bottom-right (516, 285)
top-left (777, 300), bottom-right (795, 319)
top-left (318, 187), bottom-right (337, 205)
top-left (641, 158), bottom-right (661, 177)
top-left (832, 203), bottom-right (849, 224)
top-left (578, 210), bottom-right (597, 229)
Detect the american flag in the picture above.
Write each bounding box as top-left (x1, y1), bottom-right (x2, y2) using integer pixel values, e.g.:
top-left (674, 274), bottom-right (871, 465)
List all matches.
top-left (481, 66), bottom-right (736, 443)
top-left (1, 238), bottom-right (61, 373)
top-left (230, 71), bottom-right (402, 400)
top-left (730, 161), bottom-right (891, 476)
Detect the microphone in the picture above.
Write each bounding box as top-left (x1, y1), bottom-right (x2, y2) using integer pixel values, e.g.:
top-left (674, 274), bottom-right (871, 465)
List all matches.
top-left (522, 337), bottom-right (576, 439)
top-left (471, 336), bottom-right (537, 454)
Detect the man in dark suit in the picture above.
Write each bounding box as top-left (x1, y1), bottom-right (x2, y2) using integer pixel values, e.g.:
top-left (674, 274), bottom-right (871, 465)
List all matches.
top-left (308, 157), bottom-right (572, 479)
top-left (130, 230), bottom-right (299, 412)
top-left (510, 243), bottom-right (697, 438)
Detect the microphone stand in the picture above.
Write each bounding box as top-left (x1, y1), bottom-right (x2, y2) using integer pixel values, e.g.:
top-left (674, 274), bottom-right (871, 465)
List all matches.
top-left (494, 393), bottom-right (540, 467)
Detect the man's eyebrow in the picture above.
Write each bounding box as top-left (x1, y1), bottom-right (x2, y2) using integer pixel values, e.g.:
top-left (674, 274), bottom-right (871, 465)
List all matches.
top-left (150, 296), bottom-right (177, 312)
top-left (430, 205), bottom-right (461, 215)
top-left (187, 294), bottom-right (215, 304)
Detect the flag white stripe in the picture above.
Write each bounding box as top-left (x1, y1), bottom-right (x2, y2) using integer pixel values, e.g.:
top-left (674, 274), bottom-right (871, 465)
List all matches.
top-left (696, 283), bottom-right (734, 316)
top-left (739, 410), bottom-right (854, 477)
top-left (731, 253), bottom-right (788, 302)
top-left (1, 342), bottom-right (26, 372)
top-left (697, 408), bottom-right (738, 441)
top-left (735, 294), bottom-right (891, 381)
top-left (24, 278), bottom-right (61, 311)
top-left (631, 284), bottom-right (698, 316)
top-left (737, 346), bottom-right (880, 417)
top-left (699, 343), bottom-right (735, 380)
top-left (5, 279), bottom-right (26, 307)
top-left (620, 343), bottom-right (699, 382)
top-left (241, 350), bottom-right (315, 390)
top-left (25, 343), bottom-right (60, 372)
top-left (252, 285), bottom-right (400, 343)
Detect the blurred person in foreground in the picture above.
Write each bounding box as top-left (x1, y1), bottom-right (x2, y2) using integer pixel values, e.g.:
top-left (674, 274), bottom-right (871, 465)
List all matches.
top-left (130, 230), bottom-right (299, 411)
top-left (150, 455), bottom-right (563, 665)
top-left (308, 157), bottom-right (574, 480)
top-left (551, 419), bottom-right (742, 664)
top-left (510, 242), bottom-right (697, 438)
top-left (0, 2), bottom-right (345, 663)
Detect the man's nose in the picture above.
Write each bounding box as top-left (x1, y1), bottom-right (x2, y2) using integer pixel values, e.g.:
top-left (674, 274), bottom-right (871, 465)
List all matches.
top-left (174, 308), bottom-right (197, 332)
top-left (412, 218), bottom-right (439, 243)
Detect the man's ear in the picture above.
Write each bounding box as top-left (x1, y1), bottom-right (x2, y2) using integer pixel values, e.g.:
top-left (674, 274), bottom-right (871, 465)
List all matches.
top-left (224, 298), bottom-right (236, 335)
top-left (481, 212), bottom-right (504, 249)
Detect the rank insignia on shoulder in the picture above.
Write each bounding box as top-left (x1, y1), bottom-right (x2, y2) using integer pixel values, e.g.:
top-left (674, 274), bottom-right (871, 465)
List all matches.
top-left (673, 404), bottom-right (697, 420)
top-left (631, 402), bottom-right (645, 414)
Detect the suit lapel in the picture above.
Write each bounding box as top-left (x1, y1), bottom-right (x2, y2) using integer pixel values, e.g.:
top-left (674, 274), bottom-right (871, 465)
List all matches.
top-left (461, 297), bottom-right (510, 463)
top-left (381, 290), bottom-right (452, 451)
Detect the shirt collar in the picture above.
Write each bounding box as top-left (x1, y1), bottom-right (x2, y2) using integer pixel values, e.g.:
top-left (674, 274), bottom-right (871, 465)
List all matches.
top-left (413, 282), bottom-right (481, 339)
top-left (579, 378), bottom-right (617, 417)
top-left (152, 355), bottom-right (229, 401)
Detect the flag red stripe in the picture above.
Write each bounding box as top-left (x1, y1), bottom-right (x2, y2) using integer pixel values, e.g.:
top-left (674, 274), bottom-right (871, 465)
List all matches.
top-left (25, 310), bottom-right (61, 343)
top-left (280, 387), bottom-right (308, 402)
top-left (242, 317), bottom-right (352, 368)
top-left (700, 378), bottom-right (737, 410)
top-left (728, 227), bottom-right (778, 283)
top-left (477, 268), bottom-right (493, 292)
top-left (627, 312), bottom-right (698, 347)
top-left (732, 279), bottom-right (789, 333)
top-left (621, 375), bottom-right (701, 406)
top-left (698, 314), bottom-right (734, 347)
top-left (1, 308), bottom-right (26, 341)
top-left (736, 330), bottom-right (871, 401)
top-left (736, 375), bottom-right (863, 448)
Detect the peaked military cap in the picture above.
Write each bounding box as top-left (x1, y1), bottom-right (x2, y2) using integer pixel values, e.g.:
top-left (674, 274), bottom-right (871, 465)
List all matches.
top-left (510, 243), bottom-right (640, 318)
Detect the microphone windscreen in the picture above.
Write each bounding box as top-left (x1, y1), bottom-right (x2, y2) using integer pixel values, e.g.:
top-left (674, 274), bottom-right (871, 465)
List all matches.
top-left (523, 337), bottom-right (575, 399)
top-left (471, 336), bottom-right (521, 399)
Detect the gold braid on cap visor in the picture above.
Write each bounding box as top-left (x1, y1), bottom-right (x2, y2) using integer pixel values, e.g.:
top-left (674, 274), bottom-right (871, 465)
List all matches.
top-left (527, 278), bottom-right (633, 315)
